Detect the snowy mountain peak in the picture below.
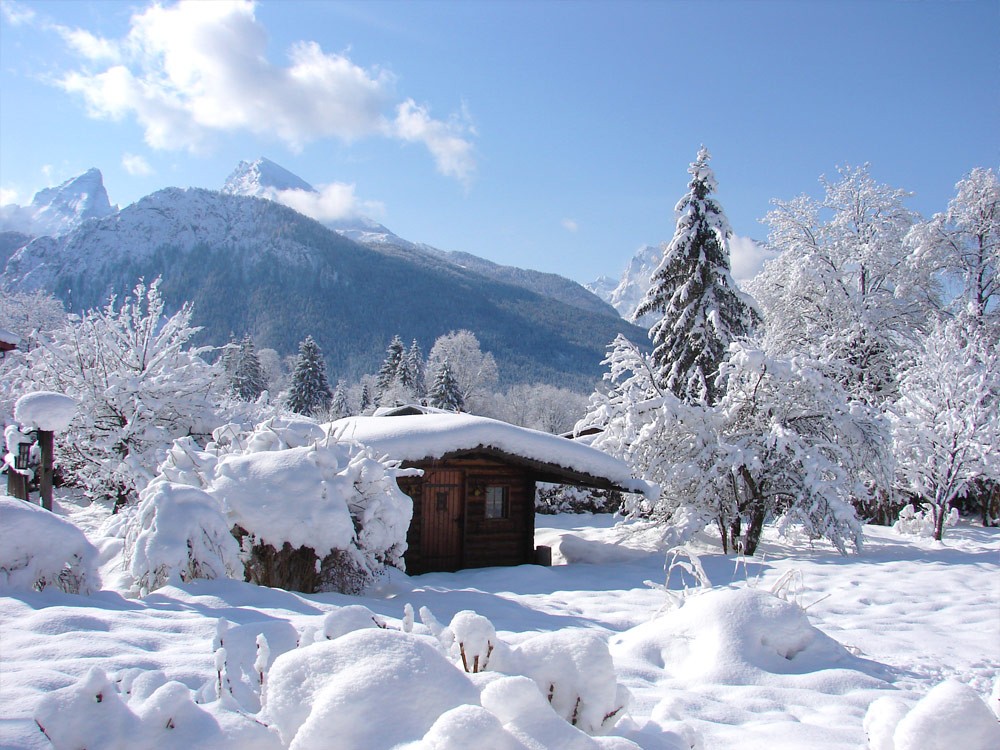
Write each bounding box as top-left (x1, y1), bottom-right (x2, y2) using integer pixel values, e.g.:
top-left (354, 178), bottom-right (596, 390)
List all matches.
top-left (221, 158), bottom-right (315, 197)
top-left (1, 168), bottom-right (115, 238)
top-left (587, 244), bottom-right (663, 325)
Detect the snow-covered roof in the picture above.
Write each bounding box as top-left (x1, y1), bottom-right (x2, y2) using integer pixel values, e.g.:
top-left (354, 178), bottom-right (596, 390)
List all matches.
top-left (0, 328), bottom-right (20, 347)
top-left (329, 412), bottom-right (654, 496)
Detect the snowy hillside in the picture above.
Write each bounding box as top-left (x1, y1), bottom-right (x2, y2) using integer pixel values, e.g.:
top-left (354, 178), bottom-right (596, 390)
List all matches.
top-left (0, 168), bottom-right (115, 238)
top-left (0, 185), bottom-right (645, 387)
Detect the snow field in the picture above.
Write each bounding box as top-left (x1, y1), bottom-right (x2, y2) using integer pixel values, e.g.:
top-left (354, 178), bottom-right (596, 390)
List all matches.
top-left (0, 504), bottom-right (997, 749)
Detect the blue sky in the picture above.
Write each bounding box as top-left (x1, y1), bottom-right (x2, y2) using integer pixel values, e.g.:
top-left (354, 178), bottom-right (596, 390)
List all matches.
top-left (1, 0), bottom-right (997, 285)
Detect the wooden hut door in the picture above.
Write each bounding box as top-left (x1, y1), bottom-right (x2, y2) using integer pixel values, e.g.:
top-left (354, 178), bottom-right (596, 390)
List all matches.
top-left (420, 469), bottom-right (465, 571)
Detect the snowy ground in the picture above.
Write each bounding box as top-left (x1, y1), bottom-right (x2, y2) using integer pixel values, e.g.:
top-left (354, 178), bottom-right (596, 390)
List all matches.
top-left (1, 494), bottom-right (998, 749)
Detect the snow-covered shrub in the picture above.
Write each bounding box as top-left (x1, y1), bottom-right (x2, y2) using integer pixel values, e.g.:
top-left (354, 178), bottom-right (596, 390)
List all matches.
top-left (535, 483), bottom-right (622, 515)
top-left (123, 481), bottom-right (243, 596)
top-left (864, 679), bottom-right (1000, 750)
top-left (0, 497), bottom-right (99, 594)
top-left (449, 610), bottom-right (497, 673)
top-left (893, 503), bottom-right (958, 538)
top-left (34, 666), bottom-right (280, 749)
top-left (120, 418), bottom-right (414, 595)
top-left (511, 630), bottom-right (630, 735)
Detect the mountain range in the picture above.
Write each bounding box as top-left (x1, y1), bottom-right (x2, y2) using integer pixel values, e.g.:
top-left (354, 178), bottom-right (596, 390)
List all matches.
top-left (0, 161), bottom-right (647, 390)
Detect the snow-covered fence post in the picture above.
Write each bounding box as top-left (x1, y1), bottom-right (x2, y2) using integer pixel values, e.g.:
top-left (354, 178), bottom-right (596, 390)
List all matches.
top-left (12, 391), bottom-right (77, 511)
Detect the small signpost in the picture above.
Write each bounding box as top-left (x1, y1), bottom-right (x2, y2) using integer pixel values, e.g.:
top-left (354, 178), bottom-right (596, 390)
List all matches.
top-left (7, 391), bottom-right (77, 511)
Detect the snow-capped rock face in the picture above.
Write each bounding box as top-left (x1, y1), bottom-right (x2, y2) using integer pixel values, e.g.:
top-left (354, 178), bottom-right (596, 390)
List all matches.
top-left (221, 158), bottom-right (315, 198)
top-left (588, 244), bottom-right (662, 326)
top-left (0, 168), bottom-right (115, 238)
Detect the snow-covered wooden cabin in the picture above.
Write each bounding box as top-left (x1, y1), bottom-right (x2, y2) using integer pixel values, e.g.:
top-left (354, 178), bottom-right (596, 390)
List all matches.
top-left (0, 328), bottom-right (19, 359)
top-left (330, 408), bottom-right (651, 574)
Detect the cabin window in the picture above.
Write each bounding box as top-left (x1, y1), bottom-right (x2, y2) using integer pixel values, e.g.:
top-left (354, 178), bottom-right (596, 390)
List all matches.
top-left (484, 485), bottom-right (509, 519)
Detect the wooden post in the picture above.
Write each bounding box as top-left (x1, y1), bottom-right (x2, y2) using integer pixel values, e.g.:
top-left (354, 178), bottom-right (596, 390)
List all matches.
top-left (38, 430), bottom-right (54, 512)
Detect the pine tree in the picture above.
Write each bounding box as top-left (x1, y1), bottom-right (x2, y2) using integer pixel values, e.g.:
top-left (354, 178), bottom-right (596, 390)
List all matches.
top-left (376, 335), bottom-right (405, 404)
top-left (634, 146), bottom-right (756, 405)
top-left (286, 336), bottom-right (333, 416)
top-left (429, 360), bottom-right (464, 412)
top-left (230, 334), bottom-right (267, 401)
top-left (401, 339), bottom-right (426, 398)
top-left (331, 380), bottom-right (350, 419)
top-left (359, 383), bottom-right (373, 414)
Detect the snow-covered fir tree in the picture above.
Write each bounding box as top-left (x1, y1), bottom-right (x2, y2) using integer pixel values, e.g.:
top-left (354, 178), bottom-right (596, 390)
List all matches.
top-left (634, 146), bottom-right (756, 405)
top-left (331, 380), bottom-right (350, 419)
top-left (286, 336), bottom-right (333, 417)
top-left (400, 339), bottom-right (426, 399)
top-left (429, 360), bottom-right (464, 412)
top-left (375, 335), bottom-right (405, 404)
top-left (230, 335), bottom-right (267, 402)
top-left (359, 383), bottom-right (373, 415)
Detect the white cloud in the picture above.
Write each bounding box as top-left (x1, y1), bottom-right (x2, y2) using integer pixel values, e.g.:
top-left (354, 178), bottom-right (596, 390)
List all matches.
top-left (561, 218), bottom-right (579, 233)
top-left (0, 1), bottom-right (36, 26)
top-left (268, 184), bottom-right (383, 223)
top-left (729, 234), bottom-right (777, 285)
top-left (54, 0), bottom-right (475, 181)
top-left (122, 153), bottom-right (154, 176)
top-left (392, 99), bottom-right (476, 184)
top-left (0, 188), bottom-right (22, 206)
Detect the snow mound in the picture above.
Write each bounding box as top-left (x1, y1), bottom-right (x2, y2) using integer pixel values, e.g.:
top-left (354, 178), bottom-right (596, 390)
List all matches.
top-left (884, 679), bottom-right (1000, 750)
top-left (611, 587), bottom-right (880, 688)
top-left (14, 390), bottom-right (78, 432)
top-left (0, 497), bottom-right (99, 594)
top-left (263, 628), bottom-right (480, 749)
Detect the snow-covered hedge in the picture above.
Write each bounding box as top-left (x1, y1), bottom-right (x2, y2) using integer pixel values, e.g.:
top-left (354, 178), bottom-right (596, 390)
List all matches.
top-left (535, 483), bottom-right (622, 515)
top-left (119, 418), bottom-right (414, 595)
top-left (0, 497), bottom-right (100, 594)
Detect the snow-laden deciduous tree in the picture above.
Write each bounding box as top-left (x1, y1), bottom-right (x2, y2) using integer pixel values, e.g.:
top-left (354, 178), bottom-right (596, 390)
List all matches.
top-left (426, 330), bottom-right (498, 414)
top-left (633, 146), bottom-right (757, 406)
top-left (428, 360), bottom-right (464, 412)
top-left (286, 336), bottom-right (333, 417)
top-left (907, 166), bottom-right (999, 327)
top-left (14, 279), bottom-right (224, 506)
top-left (229, 335), bottom-right (267, 402)
top-left (749, 164), bottom-right (927, 406)
top-left (581, 336), bottom-right (884, 555)
top-left (890, 315), bottom-right (1000, 540)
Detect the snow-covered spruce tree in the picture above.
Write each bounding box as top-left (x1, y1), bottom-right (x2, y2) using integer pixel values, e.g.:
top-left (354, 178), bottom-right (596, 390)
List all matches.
top-left (890, 315), bottom-right (999, 540)
top-left (429, 360), bottom-right (464, 412)
top-left (331, 380), bottom-right (350, 419)
top-left (401, 339), bottom-right (427, 399)
top-left (633, 146), bottom-right (757, 406)
top-left (375, 335), bottom-right (406, 405)
top-left (230, 335), bottom-right (267, 402)
top-left (286, 336), bottom-right (333, 417)
top-left (749, 164), bottom-right (925, 406)
top-left (14, 278), bottom-right (224, 506)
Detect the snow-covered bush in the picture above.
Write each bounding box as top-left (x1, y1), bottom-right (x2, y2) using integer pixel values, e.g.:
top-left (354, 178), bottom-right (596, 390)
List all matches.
top-left (863, 679), bottom-right (1000, 750)
top-left (33, 666), bottom-right (280, 749)
top-left (120, 417), bottom-right (413, 594)
top-left (892, 503), bottom-right (958, 538)
top-left (511, 630), bottom-right (630, 735)
top-left (0, 497), bottom-right (99, 594)
top-left (123, 481), bottom-right (243, 596)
